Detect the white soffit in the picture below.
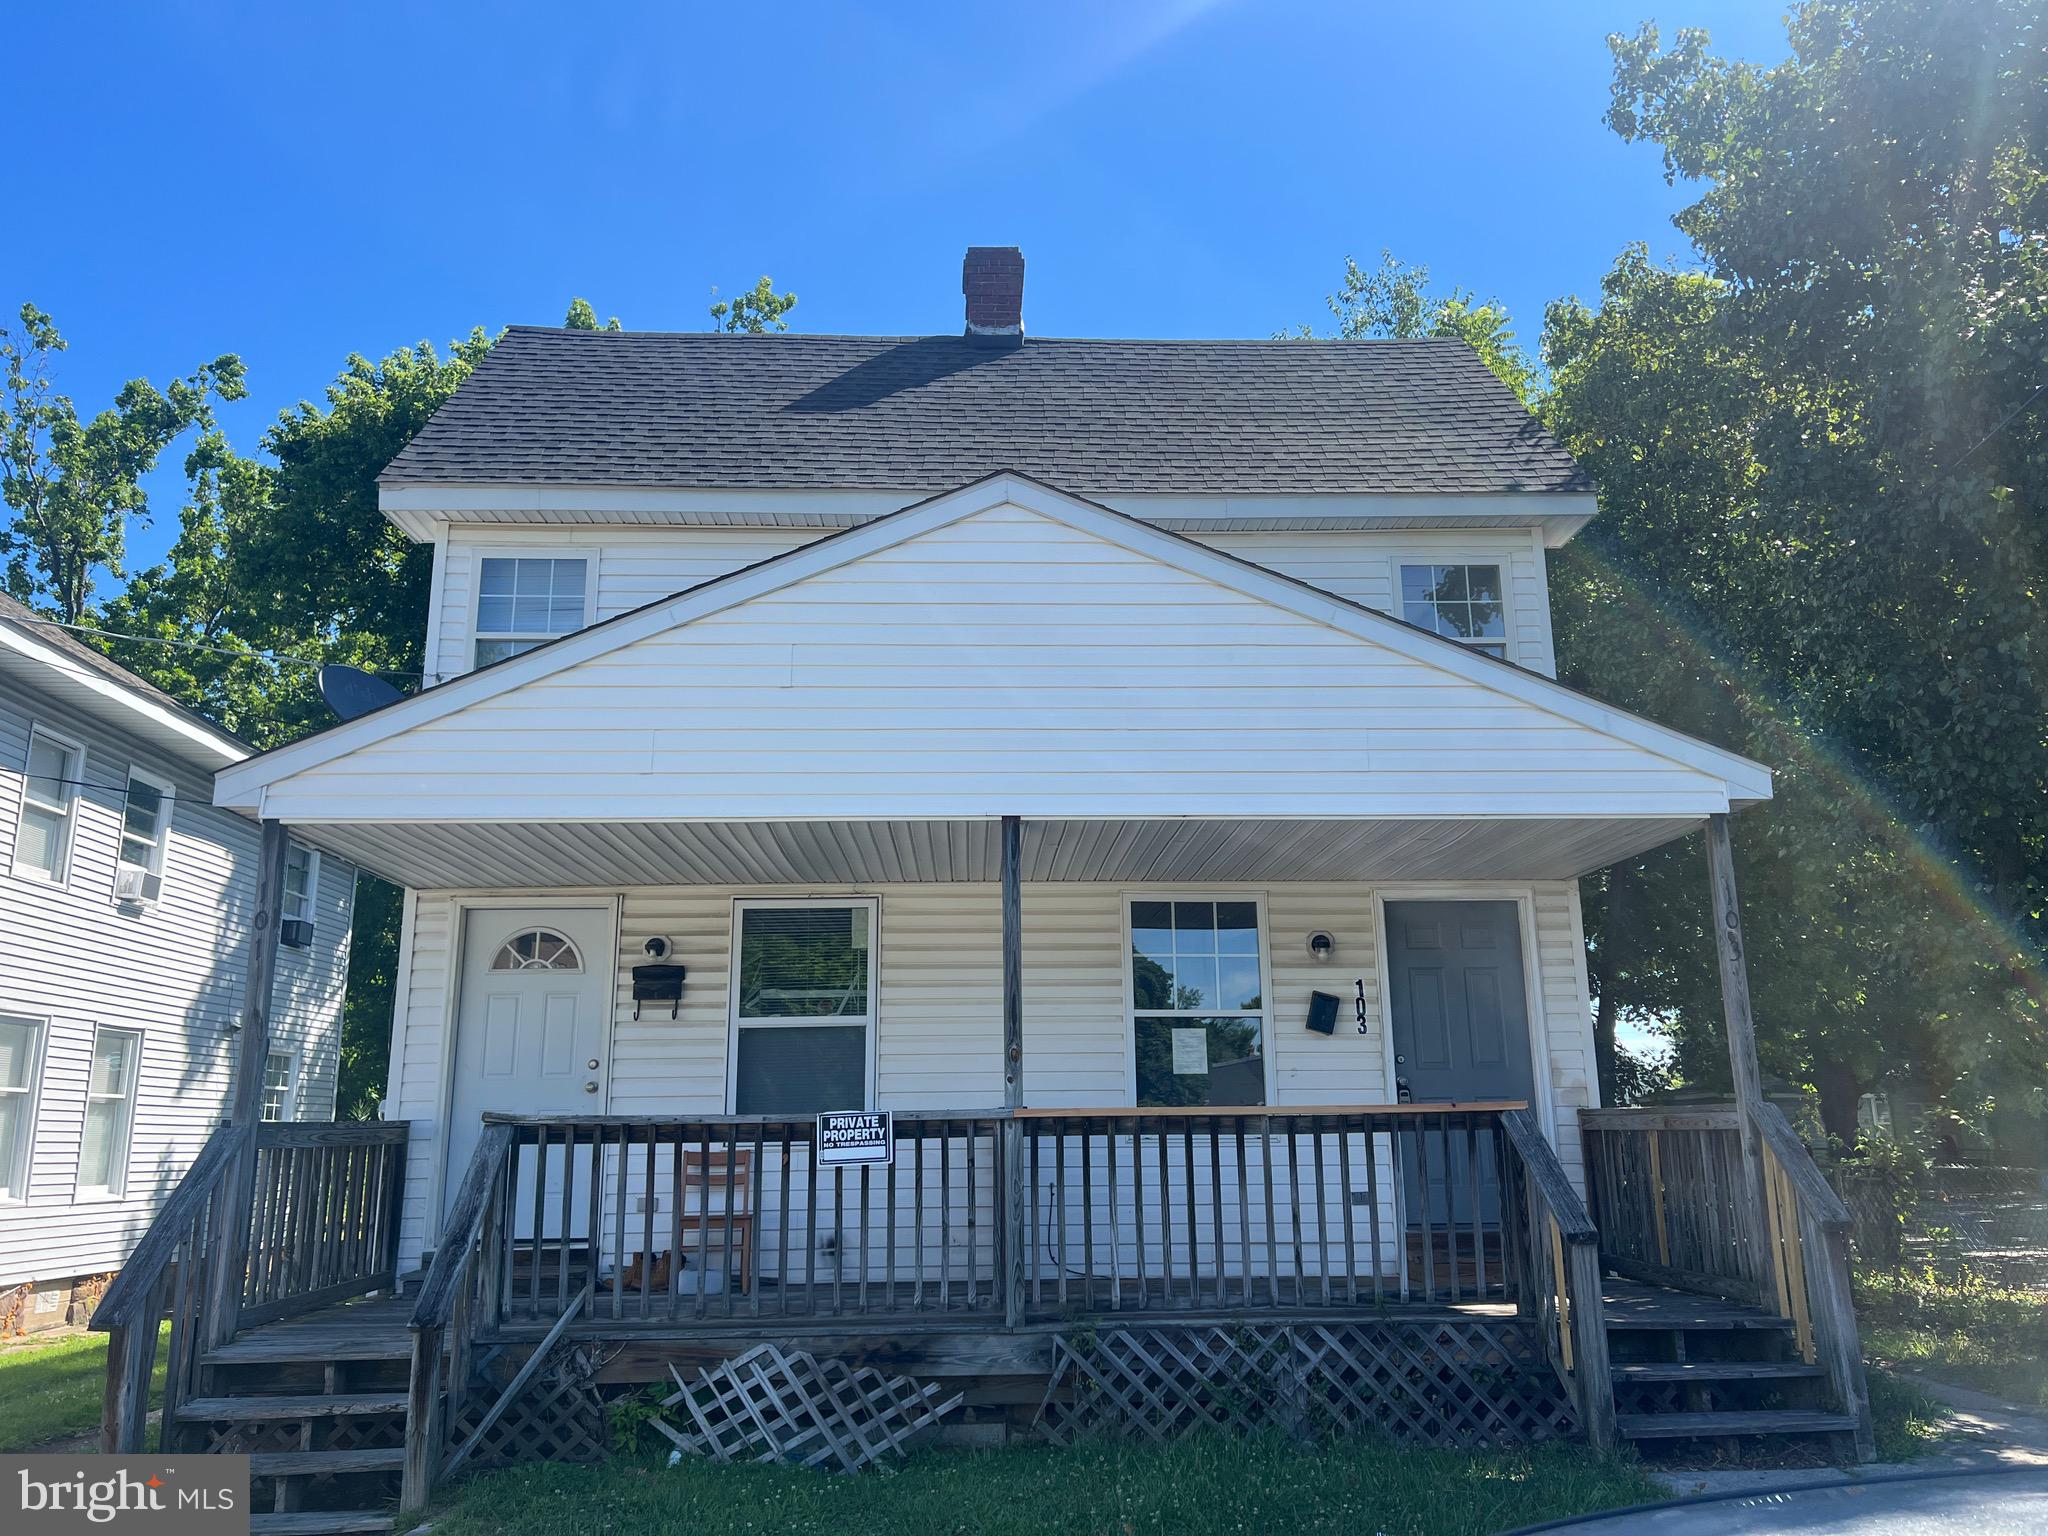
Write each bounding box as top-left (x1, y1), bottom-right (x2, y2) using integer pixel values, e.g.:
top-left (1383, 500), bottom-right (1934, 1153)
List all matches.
top-left (378, 482), bottom-right (1598, 546)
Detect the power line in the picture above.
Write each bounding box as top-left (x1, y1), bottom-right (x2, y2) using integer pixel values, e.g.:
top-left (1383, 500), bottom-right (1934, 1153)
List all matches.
top-left (10, 614), bottom-right (422, 680)
top-left (1947, 380), bottom-right (2048, 475)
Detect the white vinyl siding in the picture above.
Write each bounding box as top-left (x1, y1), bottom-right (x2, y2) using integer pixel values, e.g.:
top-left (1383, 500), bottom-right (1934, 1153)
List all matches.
top-left (13, 727), bottom-right (83, 884)
top-left (385, 878), bottom-right (1597, 1271)
top-left (0, 680), bottom-right (357, 1289)
top-left (423, 523), bottom-right (1558, 683)
top-left (280, 507), bottom-right (1719, 824)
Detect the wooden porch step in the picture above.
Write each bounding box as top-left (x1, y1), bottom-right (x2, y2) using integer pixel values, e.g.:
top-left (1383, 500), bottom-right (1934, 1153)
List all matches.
top-left (249, 1448), bottom-right (405, 1477)
top-left (1610, 1360), bottom-right (1823, 1383)
top-left (176, 1392), bottom-right (409, 1423)
top-left (1616, 1409), bottom-right (1858, 1440)
top-left (248, 1513), bottom-right (393, 1535)
top-left (204, 1331), bottom-right (413, 1365)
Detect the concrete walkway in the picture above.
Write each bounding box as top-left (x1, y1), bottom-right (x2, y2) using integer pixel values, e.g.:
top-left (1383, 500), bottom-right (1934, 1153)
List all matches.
top-left (1643, 1373), bottom-right (2048, 1502)
top-left (1528, 1465), bottom-right (2048, 1534)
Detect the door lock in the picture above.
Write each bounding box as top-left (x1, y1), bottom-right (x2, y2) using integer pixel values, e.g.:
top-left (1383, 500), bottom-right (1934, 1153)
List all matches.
top-left (586, 1059), bottom-right (600, 1071)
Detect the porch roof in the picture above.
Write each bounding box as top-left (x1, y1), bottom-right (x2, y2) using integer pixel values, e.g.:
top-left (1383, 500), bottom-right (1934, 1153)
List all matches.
top-left (217, 473), bottom-right (1769, 887)
top-left (285, 813), bottom-right (1706, 890)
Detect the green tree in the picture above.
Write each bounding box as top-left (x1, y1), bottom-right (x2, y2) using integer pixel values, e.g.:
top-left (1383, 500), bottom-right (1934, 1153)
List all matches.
top-left (1549, 0), bottom-right (2048, 1139)
top-left (709, 276), bottom-right (798, 334)
top-left (0, 304), bottom-right (245, 620)
top-left (1295, 252), bottom-right (1539, 405)
top-left (563, 298), bottom-right (622, 332)
top-left (110, 331), bottom-right (495, 1116)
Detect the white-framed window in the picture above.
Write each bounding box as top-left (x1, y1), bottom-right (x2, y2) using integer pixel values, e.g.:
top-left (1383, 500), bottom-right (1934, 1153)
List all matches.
top-left (473, 555), bottom-right (590, 667)
top-left (1399, 563), bottom-right (1508, 658)
top-left (1127, 896), bottom-right (1269, 1108)
top-left (282, 844), bottom-right (320, 928)
top-left (0, 1015), bottom-right (44, 1202)
top-left (78, 1025), bottom-right (141, 1198)
top-left (115, 768), bottom-right (175, 897)
top-left (261, 1049), bottom-right (297, 1122)
top-left (12, 726), bottom-right (84, 885)
top-left (729, 898), bottom-right (877, 1115)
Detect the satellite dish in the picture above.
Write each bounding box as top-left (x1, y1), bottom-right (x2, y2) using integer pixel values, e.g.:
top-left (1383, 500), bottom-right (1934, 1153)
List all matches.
top-left (318, 664), bottom-right (404, 722)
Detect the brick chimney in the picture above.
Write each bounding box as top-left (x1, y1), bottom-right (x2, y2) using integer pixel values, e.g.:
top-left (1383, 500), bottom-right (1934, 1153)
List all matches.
top-left (962, 247), bottom-right (1025, 337)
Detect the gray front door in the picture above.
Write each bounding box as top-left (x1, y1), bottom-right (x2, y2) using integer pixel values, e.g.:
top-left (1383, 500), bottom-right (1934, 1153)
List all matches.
top-left (1384, 900), bottom-right (1535, 1229)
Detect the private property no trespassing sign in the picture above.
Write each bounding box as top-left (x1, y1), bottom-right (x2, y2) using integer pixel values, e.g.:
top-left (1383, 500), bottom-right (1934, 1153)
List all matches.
top-left (817, 1110), bottom-right (893, 1167)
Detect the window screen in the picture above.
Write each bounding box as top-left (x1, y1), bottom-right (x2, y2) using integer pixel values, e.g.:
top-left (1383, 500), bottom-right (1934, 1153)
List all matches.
top-left (732, 902), bottom-right (874, 1113)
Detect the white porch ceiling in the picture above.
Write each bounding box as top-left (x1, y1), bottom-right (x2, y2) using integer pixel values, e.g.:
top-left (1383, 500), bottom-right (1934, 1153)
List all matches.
top-left (299, 815), bottom-right (1703, 892)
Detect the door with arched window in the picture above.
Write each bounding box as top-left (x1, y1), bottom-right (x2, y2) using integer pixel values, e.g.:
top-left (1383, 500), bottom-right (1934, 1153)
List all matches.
top-left (445, 905), bottom-right (613, 1231)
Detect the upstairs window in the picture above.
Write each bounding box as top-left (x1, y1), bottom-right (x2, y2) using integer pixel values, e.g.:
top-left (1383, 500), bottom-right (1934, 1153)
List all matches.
top-left (474, 557), bottom-right (590, 667)
top-left (13, 727), bottom-right (82, 884)
top-left (1400, 564), bottom-right (1507, 659)
top-left (117, 770), bottom-right (174, 895)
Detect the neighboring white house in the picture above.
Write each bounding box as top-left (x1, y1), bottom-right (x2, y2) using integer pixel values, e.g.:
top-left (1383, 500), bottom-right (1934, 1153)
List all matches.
top-left (0, 594), bottom-right (356, 1325)
top-left (213, 249), bottom-right (1769, 1282)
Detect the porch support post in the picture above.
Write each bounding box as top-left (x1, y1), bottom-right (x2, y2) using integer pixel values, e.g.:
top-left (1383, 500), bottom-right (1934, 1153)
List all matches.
top-left (205, 817), bottom-right (291, 1349)
top-left (1704, 812), bottom-right (1780, 1305)
top-left (1001, 814), bottom-right (1026, 1327)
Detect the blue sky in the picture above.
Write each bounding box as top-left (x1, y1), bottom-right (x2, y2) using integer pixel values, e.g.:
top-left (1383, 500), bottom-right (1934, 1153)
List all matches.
top-left (16, 0), bottom-right (1793, 570)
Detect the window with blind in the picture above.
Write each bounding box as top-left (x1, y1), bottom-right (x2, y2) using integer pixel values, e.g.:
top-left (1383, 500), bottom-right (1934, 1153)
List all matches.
top-left (730, 900), bottom-right (876, 1115)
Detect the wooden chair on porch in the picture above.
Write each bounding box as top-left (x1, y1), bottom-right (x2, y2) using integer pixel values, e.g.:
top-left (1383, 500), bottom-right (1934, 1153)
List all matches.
top-left (625, 1148), bottom-right (755, 1294)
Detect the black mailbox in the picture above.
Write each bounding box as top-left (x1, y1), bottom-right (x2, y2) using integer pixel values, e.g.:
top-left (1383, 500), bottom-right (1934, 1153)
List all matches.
top-left (1305, 990), bottom-right (1340, 1036)
top-left (631, 963), bottom-right (687, 1020)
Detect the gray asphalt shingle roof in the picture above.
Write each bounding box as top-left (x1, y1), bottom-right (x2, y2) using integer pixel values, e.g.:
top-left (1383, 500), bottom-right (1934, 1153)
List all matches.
top-left (380, 327), bottom-right (1590, 496)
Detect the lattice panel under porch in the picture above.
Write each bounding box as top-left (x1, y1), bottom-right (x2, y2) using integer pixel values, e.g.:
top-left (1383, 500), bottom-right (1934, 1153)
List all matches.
top-left (1036, 1318), bottom-right (1575, 1449)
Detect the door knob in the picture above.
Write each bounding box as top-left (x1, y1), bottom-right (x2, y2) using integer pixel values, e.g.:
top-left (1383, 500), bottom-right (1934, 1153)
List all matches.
top-left (583, 1081), bottom-right (599, 1094)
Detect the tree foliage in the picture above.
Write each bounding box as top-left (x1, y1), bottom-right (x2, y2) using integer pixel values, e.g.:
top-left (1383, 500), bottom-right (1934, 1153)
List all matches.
top-left (1296, 251), bottom-right (1539, 405)
top-left (563, 298), bottom-right (622, 332)
top-left (1548, 0), bottom-right (2048, 1138)
top-left (0, 305), bottom-right (245, 621)
top-left (709, 276), bottom-right (798, 334)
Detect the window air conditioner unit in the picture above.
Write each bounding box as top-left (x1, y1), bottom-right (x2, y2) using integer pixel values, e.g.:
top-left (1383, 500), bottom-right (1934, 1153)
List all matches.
top-left (115, 867), bottom-right (161, 905)
top-left (280, 918), bottom-right (315, 949)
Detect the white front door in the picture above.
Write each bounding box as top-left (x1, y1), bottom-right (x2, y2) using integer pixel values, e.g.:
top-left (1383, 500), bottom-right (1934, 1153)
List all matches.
top-left (445, 905), bottom-right (612, 1230)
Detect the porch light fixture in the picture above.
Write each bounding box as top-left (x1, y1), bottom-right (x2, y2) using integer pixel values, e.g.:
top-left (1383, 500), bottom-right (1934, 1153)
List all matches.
top-left (1306, 930), bottom-right (1335, 961)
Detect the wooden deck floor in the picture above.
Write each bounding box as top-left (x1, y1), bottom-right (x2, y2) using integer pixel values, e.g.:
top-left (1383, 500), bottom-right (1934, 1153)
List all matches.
top-left (207, 1277), bottom-right (1769, 1359)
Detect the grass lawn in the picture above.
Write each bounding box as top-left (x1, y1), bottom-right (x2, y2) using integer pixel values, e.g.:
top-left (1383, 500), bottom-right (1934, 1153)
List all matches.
top-left (413, 1435), bottom-right (1663, 1536)
top-left (1857, 1266), bottom-right (2048, 1411)
top-left (0, 1324), bottom-right (166, 1452)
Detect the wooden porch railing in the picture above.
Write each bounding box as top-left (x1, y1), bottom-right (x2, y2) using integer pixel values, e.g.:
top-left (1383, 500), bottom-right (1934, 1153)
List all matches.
top-left (1013, 1105), bottom-right (1528, 1313)
top-left (1581, 1102), bottom-right (1874, 1458)
top-left (94, 1119), bottom-right (411, 1453)
top-left (1499, 1108), bottom-right (1613, 1451)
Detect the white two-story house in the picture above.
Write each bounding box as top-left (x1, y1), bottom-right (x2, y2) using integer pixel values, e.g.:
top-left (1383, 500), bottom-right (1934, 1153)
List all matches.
top-left (0, 594), bottom-right (356, 1326)
top-left (168, 251), bottom-right (1866, 1499)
